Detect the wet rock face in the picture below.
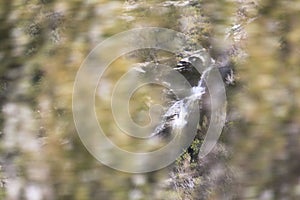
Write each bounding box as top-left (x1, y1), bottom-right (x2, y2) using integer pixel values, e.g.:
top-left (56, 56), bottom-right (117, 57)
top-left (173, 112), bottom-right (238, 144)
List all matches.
top-left (151, 50), bottom-right (235, 140)
top-left (174, 50), bottom-right (235, 87)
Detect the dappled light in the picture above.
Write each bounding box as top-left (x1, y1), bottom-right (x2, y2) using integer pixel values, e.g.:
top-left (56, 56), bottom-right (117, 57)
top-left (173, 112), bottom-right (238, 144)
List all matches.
top-left (0, 0), bottom-right (300, 199)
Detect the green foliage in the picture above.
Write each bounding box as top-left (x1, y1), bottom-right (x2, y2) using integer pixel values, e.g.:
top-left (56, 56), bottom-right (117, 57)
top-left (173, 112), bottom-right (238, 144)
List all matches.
top-left (0, 0), bottom-right (300, 199)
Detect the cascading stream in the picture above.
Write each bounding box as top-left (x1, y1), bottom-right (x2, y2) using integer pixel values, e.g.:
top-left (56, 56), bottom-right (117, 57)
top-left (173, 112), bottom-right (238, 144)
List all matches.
top-left (151, 66), bottom-right (213, 138)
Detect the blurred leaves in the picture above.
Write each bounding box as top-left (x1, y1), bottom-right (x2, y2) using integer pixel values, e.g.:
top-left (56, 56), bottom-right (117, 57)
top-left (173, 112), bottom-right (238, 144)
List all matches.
top-left (0, 0), bottom-right (300, 200)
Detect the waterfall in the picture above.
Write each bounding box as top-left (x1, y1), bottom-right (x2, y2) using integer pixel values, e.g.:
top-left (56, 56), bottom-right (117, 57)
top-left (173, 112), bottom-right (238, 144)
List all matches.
top-left (151, 66), bottom-right (213, 138)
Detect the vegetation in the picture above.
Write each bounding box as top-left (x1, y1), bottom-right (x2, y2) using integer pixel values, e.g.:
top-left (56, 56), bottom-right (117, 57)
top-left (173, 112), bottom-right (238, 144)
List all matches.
top-left (0, 0), bottom-right (299, 199)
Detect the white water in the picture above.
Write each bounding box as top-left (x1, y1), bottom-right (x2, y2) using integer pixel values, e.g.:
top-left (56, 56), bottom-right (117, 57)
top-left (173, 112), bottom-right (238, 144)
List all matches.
top-left (152, 66), bottom-right (212, 137)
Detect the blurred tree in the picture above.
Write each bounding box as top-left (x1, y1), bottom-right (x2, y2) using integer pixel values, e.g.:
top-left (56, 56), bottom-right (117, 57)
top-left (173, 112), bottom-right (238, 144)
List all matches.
top-left (0, 0), bottom-right (299, 200)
